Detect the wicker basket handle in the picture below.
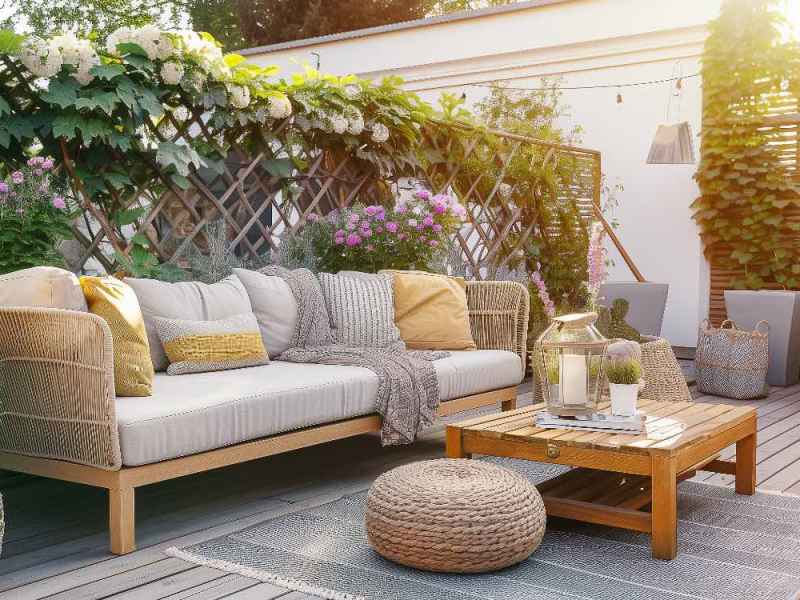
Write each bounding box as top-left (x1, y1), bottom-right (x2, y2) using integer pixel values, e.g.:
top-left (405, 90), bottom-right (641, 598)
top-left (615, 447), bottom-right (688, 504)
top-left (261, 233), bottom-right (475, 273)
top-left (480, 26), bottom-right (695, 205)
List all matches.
top-left (720, 320), bottom-right (737, 330)
top-left (755, 320), bottom-right (770, 335)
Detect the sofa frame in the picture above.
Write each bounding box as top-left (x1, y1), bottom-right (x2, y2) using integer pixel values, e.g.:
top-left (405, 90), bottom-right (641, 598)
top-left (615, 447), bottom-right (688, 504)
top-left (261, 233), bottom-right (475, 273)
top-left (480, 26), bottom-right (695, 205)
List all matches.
top-left (0, 280), bottom-right (529, 555)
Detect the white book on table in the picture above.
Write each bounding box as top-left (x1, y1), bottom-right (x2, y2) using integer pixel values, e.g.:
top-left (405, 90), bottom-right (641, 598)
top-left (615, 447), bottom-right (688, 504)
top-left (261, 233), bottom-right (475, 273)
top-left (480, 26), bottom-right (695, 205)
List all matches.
top-left (535, 411), bottom-right (647, 434)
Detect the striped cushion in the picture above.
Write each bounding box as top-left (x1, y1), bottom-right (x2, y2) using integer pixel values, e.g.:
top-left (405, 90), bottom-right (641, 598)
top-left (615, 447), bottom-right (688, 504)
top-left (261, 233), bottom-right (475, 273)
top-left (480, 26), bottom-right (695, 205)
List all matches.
top-left (152, 313), bottom-right (269, 375)
top-left (318, 272), bottom-right (401, 348)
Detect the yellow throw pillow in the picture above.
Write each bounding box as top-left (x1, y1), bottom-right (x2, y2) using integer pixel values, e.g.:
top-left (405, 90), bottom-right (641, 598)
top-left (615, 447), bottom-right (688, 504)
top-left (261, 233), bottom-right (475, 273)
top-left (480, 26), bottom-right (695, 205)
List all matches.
top-left (80, 276), bottom-right (154, 397)
top-left (382, 270), bottom-right (476, 351)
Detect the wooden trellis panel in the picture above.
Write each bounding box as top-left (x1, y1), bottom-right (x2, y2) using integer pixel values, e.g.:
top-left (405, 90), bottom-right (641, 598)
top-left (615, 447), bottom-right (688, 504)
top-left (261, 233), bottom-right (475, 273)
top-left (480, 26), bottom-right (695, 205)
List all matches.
top-left (60, 113), bottom-right (621, 285)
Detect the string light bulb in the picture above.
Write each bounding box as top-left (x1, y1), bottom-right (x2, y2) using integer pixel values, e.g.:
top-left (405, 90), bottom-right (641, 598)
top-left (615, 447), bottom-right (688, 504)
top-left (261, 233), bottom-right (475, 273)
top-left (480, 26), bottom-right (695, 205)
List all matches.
top-left (616, 91), bottom-right (623, 104)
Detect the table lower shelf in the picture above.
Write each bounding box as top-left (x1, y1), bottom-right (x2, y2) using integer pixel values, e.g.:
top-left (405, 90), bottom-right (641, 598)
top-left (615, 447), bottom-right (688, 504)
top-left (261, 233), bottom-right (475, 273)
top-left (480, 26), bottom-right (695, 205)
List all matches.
top-left (535, 459), bottom-right (732, 535)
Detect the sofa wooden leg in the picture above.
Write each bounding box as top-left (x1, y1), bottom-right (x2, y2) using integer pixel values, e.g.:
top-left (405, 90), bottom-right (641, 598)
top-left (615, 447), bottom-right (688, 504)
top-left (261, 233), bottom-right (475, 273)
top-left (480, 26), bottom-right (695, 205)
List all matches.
top-left (501, 397), bottom-right (517, 411)
top-left (109, 486), bottom-right (136, 555)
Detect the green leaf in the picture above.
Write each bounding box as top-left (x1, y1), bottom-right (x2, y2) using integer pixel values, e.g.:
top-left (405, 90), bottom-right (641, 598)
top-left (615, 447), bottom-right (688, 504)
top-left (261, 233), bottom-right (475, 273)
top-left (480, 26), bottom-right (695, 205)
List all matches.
top-left (107, 130), bottom-right (132, 151)
top-left (263, 158), bottom-right (293, 178)
top-left (0, 95), bottom-right (10, 117)
top-left (131, 233), bottom-right (150, 246)
top-left (116, 42), bottom-right (148, 57)
top-left (90, 63), bottom-right (125, 81)
top-left (113, 206), bottom-right (146, 226)
top-left (41, 79), bottom-right (80, 108)
top-left (171, 174), bottom-right (191, 189)
top-left (104, 171), bottom-right (132, 190)
top-left (114, 77), bottom-right (138, 110)
top-left (136, 87), bottom-right (163, 117)
top-left (0, 30), bottom-right (24, 54)
top-left (224, 54), bottom-right (245, 68)
top-left (75, 91), bottom-right (119, 116)
top-left (1, 114), bottom-right (37, 141)
top-left (156, 142), bottom-right (205, 176)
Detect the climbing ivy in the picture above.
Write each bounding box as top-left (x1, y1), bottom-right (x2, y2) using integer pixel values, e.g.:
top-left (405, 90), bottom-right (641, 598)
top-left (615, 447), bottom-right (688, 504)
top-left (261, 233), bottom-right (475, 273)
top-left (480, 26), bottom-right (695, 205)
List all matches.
top-left (692, 0), bottom-right (800, 289)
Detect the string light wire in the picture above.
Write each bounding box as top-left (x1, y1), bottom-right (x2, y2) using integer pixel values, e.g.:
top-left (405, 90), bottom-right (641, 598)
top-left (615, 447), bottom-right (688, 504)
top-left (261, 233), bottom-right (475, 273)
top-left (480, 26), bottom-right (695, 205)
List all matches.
top-left (467, 72), bottom-right (700, 92)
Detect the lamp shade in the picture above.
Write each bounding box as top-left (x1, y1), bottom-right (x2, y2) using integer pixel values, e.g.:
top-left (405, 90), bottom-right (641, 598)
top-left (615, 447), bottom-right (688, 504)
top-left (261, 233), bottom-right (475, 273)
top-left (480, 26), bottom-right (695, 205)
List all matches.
top-left (646, 122), bottom-right (695, 164)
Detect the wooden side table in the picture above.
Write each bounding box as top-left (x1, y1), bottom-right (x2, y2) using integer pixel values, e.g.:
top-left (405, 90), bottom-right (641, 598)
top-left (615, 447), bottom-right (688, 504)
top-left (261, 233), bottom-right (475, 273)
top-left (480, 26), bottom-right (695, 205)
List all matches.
top-left (445, 399), bottom-right (757, 560)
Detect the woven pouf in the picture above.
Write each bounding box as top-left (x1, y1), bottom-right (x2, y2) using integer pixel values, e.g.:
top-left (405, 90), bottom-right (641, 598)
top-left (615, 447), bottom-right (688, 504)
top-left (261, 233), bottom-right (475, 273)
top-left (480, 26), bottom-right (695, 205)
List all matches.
top-left (365, 459), bottom-right (546, 573)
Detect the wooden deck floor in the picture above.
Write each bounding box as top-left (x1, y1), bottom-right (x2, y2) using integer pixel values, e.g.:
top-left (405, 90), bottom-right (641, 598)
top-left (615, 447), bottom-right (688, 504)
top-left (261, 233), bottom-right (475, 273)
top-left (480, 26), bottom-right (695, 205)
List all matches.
top-left (1, 382), bottom-right (799, 599)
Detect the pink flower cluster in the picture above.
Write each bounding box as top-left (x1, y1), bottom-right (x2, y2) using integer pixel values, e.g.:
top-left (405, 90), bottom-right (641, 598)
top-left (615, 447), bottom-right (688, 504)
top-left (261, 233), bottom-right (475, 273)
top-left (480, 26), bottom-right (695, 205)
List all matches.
top-left (531, 269), bottom-right (556, 318)
top-left (586, 224), bottom-right (607, 298)
top-left (1, 156), bottom-right (67, 211)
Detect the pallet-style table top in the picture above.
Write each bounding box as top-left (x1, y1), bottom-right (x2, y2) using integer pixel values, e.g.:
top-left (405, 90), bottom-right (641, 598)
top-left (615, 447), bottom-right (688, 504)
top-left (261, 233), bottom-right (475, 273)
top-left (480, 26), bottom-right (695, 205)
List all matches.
top-left (451, 399), bottom-right (757, 457)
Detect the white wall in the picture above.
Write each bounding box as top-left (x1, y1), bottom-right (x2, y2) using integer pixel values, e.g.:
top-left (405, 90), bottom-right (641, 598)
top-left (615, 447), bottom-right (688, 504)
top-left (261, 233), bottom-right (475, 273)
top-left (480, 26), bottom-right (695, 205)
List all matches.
top-left (245, 0), bottom-right (724, 347)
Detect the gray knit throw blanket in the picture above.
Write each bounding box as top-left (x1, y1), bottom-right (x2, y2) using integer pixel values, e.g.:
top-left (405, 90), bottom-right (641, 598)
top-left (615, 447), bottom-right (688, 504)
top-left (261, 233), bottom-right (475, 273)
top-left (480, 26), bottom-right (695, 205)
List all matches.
top-left (260, 266), bottom-right (448, 446)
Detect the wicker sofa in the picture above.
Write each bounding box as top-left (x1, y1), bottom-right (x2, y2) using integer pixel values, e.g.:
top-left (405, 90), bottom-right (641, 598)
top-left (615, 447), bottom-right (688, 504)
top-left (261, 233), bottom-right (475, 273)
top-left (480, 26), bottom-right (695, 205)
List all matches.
top-left (0, 280), bottom-right (529, 555)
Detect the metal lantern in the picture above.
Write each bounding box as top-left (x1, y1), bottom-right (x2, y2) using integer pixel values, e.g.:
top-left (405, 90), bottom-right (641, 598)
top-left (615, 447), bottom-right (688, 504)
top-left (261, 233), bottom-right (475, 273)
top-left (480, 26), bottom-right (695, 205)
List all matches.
top-left (535, 312), bottom-right (609, 417)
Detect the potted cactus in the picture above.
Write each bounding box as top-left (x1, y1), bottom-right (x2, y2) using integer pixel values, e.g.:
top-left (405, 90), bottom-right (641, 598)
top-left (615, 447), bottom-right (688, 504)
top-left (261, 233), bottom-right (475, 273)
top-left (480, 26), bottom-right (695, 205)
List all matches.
top-left (605, 341), bottom-right (642, 417)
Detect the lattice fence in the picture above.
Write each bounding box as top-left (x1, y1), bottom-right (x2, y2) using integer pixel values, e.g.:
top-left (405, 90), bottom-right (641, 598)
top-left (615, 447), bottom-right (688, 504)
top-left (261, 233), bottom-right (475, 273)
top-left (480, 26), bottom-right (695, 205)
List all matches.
top-left (59, 111), bottom-right (625, 285)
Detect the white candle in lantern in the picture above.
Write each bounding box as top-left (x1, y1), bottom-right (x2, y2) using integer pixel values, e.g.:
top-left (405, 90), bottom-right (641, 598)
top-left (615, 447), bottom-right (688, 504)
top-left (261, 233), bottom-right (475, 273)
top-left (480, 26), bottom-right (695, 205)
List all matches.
top-left (560, 353), bottom-right (587, 406)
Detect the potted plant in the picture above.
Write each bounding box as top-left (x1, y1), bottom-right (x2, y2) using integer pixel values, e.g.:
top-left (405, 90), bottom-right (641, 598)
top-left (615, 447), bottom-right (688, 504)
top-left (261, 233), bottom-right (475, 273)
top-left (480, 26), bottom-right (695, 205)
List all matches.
top-left (605, 340), bottom-right (642, 417)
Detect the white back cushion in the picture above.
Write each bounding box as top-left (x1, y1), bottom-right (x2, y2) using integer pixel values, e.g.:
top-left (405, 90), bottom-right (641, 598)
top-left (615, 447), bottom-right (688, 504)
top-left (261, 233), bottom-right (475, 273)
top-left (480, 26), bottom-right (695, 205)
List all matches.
top-left (0, 266), bottom-right (87, 311)
top-left (233, 268), bottom-right (298, 358)
top-left (126, 275), bottom-right (252, 371)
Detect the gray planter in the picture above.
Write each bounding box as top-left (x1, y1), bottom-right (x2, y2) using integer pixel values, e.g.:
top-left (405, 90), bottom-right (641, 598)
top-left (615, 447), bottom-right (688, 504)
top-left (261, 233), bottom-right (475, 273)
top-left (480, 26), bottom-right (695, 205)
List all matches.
top-left (598, 282), bottom-right (669, 337)
top-left (724, 290), bottom-right (800, 386)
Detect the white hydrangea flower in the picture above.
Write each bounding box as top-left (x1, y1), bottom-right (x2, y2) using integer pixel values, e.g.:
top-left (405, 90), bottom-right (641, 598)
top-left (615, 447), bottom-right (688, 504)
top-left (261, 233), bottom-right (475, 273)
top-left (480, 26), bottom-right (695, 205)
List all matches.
top-left (371, 122), bottom-right (390, 143)
top-left (178, 30), bottom-right (224, 75)
top-left (173, 105), bottom-right (190, 122)
top-left (498, 182), bottom-right (513, 199)
top-left (20, 37), bottom-right (63, 79)
top-left (50, 33), bottom-right (99, 85)
top-left (228, 84), bottom-right (250, 109)
top-left (158, 118), bottom-right (177, 139)
top-left (331, 113), bottom-right (348, 135)
top-left (154, 32), bottom-right (175, 61)
top-left (160, 61), bottom-right (184, 85)
top-left (106, 27), bottom-right (133, 55)
top-left (133, 24), bottom-right (161, 60)
top-left (268, 95), bottom-right (292, 120)
top-left (347, 111), bottom-right (364, 135)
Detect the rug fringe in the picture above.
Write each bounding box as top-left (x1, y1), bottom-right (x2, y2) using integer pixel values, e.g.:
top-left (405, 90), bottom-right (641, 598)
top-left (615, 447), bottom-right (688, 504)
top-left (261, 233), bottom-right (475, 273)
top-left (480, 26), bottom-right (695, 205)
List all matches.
top-left (165, 546), bottom-right (366, 600)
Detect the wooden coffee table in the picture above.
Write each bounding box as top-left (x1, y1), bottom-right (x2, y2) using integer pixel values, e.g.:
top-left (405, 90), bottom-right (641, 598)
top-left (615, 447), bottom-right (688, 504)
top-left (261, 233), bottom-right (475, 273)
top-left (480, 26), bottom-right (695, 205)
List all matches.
top-left (445, 399), bottom-right (757, 560)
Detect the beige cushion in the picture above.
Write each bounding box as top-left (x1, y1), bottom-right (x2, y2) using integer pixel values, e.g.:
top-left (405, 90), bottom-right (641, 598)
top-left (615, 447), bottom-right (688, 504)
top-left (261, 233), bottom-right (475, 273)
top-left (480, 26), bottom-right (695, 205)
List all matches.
top-left (233, 268), bottom-right (297, 358)
top-left (0, 266), bottom-right (87, 311)
top-left (382, 270), bottom-right (476, 350)
top-left (115, 350), bottom-right (523, 466)
top-left (126, 276), bottom-right (252, 371)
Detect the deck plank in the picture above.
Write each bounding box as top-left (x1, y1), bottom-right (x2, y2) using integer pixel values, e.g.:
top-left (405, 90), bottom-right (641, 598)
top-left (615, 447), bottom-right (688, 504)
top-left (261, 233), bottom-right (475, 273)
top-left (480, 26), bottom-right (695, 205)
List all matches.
top-left (2, 382), bottom-right (800, 600)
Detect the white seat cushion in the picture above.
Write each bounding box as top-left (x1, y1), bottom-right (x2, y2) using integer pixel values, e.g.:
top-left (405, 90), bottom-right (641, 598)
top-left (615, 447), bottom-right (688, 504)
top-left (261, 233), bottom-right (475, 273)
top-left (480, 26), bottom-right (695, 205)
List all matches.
top-left (115, 350), bottom-right (523, 466)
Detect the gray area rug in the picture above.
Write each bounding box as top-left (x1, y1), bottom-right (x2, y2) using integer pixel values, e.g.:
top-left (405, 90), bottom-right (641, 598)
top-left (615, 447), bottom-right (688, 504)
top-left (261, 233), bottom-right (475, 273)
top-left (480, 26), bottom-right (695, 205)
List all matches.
top-left (167, 459), bottom-right (800, 600)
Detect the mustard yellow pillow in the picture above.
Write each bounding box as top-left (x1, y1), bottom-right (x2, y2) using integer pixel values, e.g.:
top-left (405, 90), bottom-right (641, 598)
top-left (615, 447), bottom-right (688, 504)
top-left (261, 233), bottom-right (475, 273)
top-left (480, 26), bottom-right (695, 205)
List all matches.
top-left (382, 270), bottom-right (476, 351)
top-left (80, 276), bottom-right (154, 396)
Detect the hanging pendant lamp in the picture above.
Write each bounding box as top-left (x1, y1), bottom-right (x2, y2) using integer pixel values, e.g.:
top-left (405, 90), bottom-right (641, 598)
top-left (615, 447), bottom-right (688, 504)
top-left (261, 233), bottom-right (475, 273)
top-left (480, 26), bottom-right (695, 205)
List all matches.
top-left (647, 66), bottom-right (696, 164)
top-left (646, 121), bottom-right (696, 164)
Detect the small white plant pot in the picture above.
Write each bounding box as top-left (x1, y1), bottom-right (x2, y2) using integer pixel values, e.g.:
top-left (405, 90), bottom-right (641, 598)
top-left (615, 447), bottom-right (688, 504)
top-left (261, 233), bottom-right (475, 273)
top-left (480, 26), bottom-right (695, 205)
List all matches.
top-left (609, 383), bottom-right (639, 416)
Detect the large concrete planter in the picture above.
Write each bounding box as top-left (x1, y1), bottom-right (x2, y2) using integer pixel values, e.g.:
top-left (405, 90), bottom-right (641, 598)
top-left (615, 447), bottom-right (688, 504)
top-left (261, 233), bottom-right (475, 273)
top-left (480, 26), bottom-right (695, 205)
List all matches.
top-left (724, 290), bottom-right (800, 386)
top-left (598, 282), bottom-right (669, 337)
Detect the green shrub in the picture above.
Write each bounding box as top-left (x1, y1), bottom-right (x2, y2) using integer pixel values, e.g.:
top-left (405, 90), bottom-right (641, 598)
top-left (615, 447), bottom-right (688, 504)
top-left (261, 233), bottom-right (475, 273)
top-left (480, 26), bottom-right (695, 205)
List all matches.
top-left (605, 358), bottom-right (642, 385)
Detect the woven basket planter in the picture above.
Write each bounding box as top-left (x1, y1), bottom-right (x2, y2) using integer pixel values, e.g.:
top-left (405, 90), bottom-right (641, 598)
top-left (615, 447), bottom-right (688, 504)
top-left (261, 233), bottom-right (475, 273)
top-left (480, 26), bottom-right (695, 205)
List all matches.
top-left (639, 336), bottom-right (693, 403)
top-left (0, 493), bottom-right (4, 557)
top-left (366, 459), bottom-right (546, 573)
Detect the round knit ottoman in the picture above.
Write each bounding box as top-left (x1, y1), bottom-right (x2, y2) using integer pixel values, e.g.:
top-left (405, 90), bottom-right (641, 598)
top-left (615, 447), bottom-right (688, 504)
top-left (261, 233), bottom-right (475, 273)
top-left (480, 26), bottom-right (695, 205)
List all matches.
top-left (365, 459), bottom-right (546, 573)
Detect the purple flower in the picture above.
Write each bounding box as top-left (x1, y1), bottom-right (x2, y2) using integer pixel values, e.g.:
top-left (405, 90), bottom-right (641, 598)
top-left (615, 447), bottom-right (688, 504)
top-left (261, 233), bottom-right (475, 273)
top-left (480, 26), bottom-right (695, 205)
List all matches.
top-left (429, 239), bottom-right (439, 247)
top-left (51, 195), bottom-right (66, 210)
top-left (375, 226), bottom-right (383, 234)
top-left (334, 236), bottom-right (345, 245)
top-left (346, 233), bottom-right (362, 247)
top-left (365, 205), bottom-right (380, 217)
top-left (422, 215), bottom-right (434, 227)
top-left (385, 221), bottom-right (398, 233)
top-left (10, 171), bottom-right (23, 184)
top-left (0, 182), bottom-right (8, 194)
top-left (432, 223), bottom-right (443, 233)
top-left (415, 224), bottom-right (424, 232)
top-left (346, 222), bottom-right (357, 231)
top-left (395, 204), bottom-right (408, 214)
top-left (306, 213), bottom-right (319, 222)
top-left (42, 158), bottom-right (54, 171)
top-left (348, 212), bottom-right (360, 223)
top-left (27, 156), bottom-right (44, 167)
top-left (359, 226), bottom-right (373, 238)
top-left (415, 189), bottom-right (431, 201)
top-left (366, 244), bottom-right (375, 252)
top-left (335, 229), bottom-right (346, 238)
top-left (397, 233), bottom-right (407, 241)
top-left (432, 202), bottom-right (446, 215)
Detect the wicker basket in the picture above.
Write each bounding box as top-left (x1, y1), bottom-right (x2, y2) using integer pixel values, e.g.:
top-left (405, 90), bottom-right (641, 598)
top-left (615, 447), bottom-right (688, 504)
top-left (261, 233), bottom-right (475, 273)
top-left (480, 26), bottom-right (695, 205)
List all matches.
top-left (0, 493), bottom-right (4, 557)
top-left (639, 336), bottom-right (693, 403)
top-left (695, 320), bottom-right (769, 400)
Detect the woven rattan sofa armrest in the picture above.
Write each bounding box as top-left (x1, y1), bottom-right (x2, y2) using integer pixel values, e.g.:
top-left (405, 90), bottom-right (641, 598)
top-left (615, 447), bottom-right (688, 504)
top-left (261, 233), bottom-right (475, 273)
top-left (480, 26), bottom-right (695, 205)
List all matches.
top-left (0, 307), bottom-right (121, 470)
top-left (466, 280), bottom-right (530, 371)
